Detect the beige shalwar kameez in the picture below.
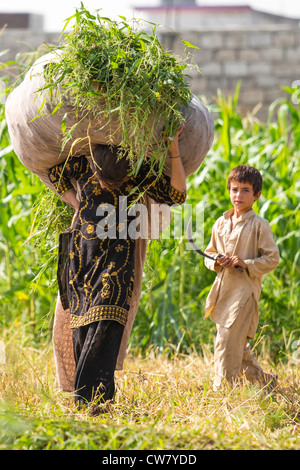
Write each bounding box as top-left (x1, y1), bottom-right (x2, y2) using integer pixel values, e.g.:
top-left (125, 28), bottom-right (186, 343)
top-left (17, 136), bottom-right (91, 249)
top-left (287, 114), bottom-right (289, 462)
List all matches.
top-left (204, 208), bottom-right (280, 388)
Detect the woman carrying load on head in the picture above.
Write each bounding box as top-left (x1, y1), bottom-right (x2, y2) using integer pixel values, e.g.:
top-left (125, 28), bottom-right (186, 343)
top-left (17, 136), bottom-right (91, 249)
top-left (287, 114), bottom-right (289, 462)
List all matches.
top-left (48, 128), bottom-right (186, 409)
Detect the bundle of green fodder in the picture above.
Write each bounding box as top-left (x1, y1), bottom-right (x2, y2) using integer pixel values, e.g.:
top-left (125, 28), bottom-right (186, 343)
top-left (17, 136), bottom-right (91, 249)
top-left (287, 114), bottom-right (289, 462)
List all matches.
top-left (5, 6), bottom-right (214, 193)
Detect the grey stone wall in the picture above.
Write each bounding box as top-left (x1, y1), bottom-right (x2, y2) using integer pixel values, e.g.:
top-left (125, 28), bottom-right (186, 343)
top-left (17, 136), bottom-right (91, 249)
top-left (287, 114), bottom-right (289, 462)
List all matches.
top-left (0, 28), bottom-right (58, 64)
top-left (161, 24), bottom-right (300, 117)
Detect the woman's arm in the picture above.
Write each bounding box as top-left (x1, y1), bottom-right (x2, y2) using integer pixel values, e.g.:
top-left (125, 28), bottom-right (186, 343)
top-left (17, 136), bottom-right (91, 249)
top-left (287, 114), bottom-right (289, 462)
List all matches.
top-left (62, 189), bottom-right (80, 209)
top-left (130, 127), bottom-right (186, 206)
top-left (48, 156), bottom-right (89, 196)
top-left (62, 190), bottom-right (80, 228)
top-left (48, 156), bottom-right (88, 228)
top-left (168, 128), bottom-right (186, 194)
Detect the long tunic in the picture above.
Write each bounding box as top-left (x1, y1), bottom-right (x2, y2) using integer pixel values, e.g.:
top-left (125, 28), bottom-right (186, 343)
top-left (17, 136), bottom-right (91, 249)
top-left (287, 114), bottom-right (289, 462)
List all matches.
top-left (204, 208), bottom-right (280, 330)
top-left (48, 156), bottom-right (186, 329)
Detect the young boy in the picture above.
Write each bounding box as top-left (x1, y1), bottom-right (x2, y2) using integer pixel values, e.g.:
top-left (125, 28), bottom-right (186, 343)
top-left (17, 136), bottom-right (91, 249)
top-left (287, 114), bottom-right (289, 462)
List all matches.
top-left (204, 165), bottom-right (280, 390)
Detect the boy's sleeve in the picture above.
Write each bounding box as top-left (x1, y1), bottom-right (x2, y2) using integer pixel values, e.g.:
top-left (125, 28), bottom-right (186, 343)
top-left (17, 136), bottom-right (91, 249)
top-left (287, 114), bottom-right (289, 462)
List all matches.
top-left (244, 219), bottom-right (280, 278)
top-left (48, 156), bottom-right (89, 196)
top-left (204, 222), bottom-right (222, 272)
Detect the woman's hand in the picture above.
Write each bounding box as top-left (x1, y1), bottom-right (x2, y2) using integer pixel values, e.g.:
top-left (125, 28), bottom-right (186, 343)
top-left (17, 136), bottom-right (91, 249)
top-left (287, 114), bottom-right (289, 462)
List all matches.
top-left (167, 126), bottom-right (184, 157)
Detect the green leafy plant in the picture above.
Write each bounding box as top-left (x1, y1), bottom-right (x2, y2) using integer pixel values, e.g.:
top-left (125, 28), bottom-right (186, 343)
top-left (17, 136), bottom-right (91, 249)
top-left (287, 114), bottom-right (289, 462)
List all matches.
top-left (41, 3), bottom-right (193, 172)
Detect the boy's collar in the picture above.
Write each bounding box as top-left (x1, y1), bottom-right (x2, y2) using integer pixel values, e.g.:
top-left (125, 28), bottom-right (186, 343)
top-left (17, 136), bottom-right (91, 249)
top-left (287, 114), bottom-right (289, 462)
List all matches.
top-left (223, 208), bottom-right (255, 221)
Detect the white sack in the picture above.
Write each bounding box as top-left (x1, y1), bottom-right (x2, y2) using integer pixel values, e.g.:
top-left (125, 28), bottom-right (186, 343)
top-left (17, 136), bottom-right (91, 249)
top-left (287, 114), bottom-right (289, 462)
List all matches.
top-left (5, 52), bottom-right (214, 190)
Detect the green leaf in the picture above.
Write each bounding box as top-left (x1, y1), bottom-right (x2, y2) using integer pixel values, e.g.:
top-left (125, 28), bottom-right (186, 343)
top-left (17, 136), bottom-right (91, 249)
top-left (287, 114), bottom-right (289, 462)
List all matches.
top-left (51, 102), bottom-right (62, 115)
top-left (60, 13), bottom-right (77, 38)
top-left (61, 113), bottom-right (67, 134)
top-left (182, 40), bottom-right (199, 49)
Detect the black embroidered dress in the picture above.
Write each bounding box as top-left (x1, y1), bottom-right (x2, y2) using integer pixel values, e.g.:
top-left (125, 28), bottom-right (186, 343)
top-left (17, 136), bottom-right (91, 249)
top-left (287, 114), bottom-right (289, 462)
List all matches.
top-left (48, 156), bottom-right (186, 331)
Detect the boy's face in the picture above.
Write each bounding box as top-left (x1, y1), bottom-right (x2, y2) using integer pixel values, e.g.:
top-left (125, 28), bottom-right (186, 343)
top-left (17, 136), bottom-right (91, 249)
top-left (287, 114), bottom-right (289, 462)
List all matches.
top-left (229, 180), bottom-right (261, 215)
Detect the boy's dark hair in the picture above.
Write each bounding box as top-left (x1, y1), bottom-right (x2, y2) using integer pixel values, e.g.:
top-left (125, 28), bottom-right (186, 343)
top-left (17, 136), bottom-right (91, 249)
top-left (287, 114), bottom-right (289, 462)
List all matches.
top-left (92, 144), bottom-right (130, 188)
top-left (227, 165), bottom-right (262, 196)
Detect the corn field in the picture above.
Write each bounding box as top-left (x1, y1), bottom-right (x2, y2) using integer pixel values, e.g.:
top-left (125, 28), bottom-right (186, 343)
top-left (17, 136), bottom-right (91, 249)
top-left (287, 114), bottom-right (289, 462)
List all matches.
top-left (0, 79), bottom-right (299, 364)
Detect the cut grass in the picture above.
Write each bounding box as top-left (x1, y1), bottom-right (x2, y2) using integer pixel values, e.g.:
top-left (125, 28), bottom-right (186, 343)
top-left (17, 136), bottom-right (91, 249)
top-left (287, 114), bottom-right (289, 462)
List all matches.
top-left (0, 340), bottom-right (299, 450)
top-left (41, 4), bottom-right (193, 173)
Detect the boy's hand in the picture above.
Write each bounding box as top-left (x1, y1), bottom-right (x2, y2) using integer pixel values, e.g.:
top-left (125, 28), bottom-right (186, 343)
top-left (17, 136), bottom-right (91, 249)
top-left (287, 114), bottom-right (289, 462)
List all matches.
top-left (216, 255), bottom-right (247, 270)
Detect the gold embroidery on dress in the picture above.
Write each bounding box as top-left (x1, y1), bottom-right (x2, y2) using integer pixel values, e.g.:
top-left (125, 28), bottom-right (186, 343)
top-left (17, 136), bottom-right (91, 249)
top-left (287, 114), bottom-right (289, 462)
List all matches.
top-left (49, 156), bottom-right (186, 330)
top-left (86, 224), bottom-right (94, 234)
top-left (70, 305), bottom-right (128, 328)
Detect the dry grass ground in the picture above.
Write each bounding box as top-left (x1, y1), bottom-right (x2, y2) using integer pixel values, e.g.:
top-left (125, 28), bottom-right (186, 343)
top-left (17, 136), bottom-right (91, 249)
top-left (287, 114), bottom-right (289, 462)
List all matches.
top-left (0, 340), bottom-right (299, 450)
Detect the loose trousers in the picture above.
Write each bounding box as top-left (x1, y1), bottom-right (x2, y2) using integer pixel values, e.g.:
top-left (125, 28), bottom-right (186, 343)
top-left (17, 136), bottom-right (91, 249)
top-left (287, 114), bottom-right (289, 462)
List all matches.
top-left (213, 295), bottom-right (265, 388)
top-left (72, 320), bottom-right (124, 405)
